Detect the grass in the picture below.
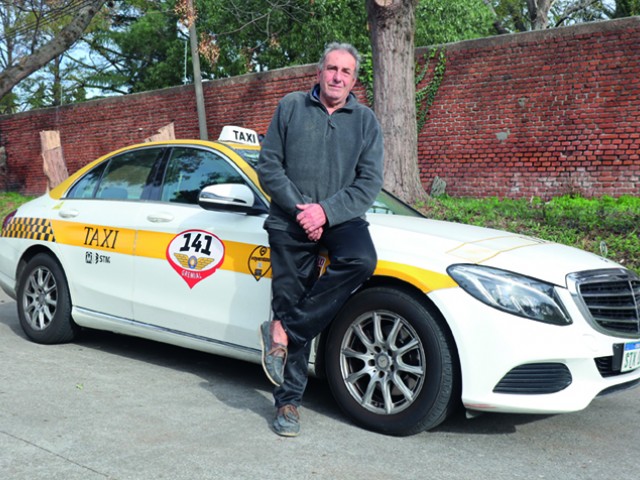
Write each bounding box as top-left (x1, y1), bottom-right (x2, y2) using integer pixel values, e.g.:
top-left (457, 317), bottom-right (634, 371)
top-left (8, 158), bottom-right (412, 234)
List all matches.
top-left (2, 192), bottom-right (639, 275)
top-left (417, 194), bottom-right (640, 275)
top-left (0, 192), bottom-right (33, 221)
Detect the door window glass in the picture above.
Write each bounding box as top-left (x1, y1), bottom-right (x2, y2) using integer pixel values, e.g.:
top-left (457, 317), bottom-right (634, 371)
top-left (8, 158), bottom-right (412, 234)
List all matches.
top-left (66, 163), bottom-right (107, 199)
top-left (161, 147), bottom-right (245, 205)
top-left (94, 148), bottom-right (162, 200)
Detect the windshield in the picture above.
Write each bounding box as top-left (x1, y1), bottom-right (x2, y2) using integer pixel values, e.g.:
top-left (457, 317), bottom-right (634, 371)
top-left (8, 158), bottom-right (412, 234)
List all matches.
top-left (233, 144), bottom-right (421, 218)
top-left (369, 190), bottom-right (424, 217)
top-left (234, 148), bottom-right (260, 168)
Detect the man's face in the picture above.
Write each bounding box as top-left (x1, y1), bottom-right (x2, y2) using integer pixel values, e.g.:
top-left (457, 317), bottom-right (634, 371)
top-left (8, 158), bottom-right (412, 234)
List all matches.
top-left (317, 49), bottom-right (357, 109)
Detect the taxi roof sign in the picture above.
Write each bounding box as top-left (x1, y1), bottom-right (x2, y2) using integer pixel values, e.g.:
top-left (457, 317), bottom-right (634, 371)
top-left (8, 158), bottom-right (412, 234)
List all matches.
top-left (218, 126), bottom-right (261, 146)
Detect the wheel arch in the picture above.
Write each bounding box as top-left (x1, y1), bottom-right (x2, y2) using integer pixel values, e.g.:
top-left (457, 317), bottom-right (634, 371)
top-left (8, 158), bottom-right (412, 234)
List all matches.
top-left (314, 274), bottom-right (462, 388)
top-left (15, 245), bottom-right (73, 301)
top-left (16, 248), bottom-right (79, 344)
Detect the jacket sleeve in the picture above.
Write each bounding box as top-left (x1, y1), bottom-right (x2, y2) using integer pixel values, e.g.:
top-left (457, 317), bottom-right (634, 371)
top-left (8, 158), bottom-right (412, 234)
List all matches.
top-left (319, 113), bottom-right (384, 227)
top-left (256, 102), bottom-right (311, 219)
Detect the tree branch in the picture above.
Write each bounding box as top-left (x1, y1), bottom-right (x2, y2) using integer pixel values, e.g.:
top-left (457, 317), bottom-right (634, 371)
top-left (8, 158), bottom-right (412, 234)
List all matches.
top-left (554, 0), bottom-right (601, 27)
top-left (482, 0), bottom-right (509, 34)
top-left (0, 0), bottom-right (107, 101)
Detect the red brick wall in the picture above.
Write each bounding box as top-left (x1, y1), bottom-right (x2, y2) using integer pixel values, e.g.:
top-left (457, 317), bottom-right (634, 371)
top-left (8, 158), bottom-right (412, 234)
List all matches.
top-left (0, 66), bottom-right (323, 194)
top-left (0, 17), bottom-right (638, 198)
top-left (418, 17), bottom-right (640, 198)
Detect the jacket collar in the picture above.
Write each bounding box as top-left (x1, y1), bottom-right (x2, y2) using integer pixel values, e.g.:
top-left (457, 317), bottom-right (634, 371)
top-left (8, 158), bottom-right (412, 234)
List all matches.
top-left (310, 84), bottom-right (357, 112)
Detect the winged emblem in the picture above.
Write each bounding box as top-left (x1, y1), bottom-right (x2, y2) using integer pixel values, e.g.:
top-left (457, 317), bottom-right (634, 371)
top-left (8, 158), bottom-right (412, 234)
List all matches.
top-left (173, 253), bottom-right (216, 270)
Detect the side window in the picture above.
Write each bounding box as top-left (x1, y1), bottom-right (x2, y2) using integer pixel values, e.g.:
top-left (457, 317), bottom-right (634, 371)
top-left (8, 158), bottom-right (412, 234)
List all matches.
top-left (66, 163), bottom-right (107, 199)
top-left (94, 148), bottom-right (162, 200)
top-left (161, 147), bottom-right (245, 205)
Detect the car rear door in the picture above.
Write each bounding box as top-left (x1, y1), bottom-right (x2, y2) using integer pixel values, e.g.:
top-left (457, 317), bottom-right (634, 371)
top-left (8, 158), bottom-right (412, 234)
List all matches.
top-left (56, 146), bottom-right (165, 319)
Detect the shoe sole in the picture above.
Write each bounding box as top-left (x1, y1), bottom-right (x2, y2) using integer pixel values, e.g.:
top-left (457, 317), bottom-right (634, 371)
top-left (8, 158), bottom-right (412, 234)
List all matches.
top-left (259, 323), bottom-right (282, 387)
top-left (272, 427), bottom-right (299, 437)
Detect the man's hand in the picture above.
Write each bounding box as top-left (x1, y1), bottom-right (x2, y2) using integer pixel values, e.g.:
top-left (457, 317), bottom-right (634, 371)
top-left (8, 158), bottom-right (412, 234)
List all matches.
top-left (307, 227), bottom-right (323, 242)
top-left (296, 203), bottom-right (327, 240)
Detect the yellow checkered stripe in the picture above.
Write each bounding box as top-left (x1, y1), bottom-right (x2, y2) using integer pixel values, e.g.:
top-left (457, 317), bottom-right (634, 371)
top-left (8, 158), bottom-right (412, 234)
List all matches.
top-left (2, 217), bottom-right (56, 242)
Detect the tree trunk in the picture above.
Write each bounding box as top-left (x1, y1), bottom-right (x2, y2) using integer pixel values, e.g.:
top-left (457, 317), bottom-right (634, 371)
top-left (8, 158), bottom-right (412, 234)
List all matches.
top-left (366, 0), bottom-right (425, 204)
top-left (145, 123), bottom-right (176, 142)
top-left (0, 0), bottom-right (107, 101)
top-left (40, 131), bottom-right (68, 191)
top-left (52, 56), bottom-right (62, 107)
top-left (528, 0), bottom-right (552, 29)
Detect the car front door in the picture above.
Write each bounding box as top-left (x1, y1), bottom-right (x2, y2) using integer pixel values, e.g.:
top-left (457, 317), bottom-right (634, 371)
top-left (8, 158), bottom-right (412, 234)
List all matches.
top-left (131, 145), bottom-right (272, 348)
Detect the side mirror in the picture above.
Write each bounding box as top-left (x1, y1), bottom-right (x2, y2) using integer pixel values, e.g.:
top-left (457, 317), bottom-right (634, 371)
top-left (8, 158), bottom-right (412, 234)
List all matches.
top-left (198, 184), bottom-right (266, 215)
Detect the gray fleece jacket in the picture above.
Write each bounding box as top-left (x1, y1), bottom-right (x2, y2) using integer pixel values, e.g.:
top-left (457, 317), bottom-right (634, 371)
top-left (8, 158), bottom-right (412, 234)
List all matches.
top-left (257, 85), bottom-right (384, 232)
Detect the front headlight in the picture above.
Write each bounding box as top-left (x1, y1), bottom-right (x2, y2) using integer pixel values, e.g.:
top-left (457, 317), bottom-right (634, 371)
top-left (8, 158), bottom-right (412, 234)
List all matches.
top-left (447, 264), bottom-right (571, 326)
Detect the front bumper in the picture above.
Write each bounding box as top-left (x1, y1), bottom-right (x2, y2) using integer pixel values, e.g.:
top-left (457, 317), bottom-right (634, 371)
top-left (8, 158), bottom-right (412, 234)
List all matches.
top-left (429, 286), bottom-right (640, 414)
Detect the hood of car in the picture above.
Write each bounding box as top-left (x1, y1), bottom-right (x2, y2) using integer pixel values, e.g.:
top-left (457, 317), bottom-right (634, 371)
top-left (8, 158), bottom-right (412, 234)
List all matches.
top-left (368, 213), bottom-right (619, 287)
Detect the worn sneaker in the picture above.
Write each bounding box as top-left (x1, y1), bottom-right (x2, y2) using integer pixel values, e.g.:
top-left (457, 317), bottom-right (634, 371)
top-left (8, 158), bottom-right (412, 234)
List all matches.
top-left (272, 404), bottom-right (300, 437)
top-left (259, 321), bottom-right (287, 386)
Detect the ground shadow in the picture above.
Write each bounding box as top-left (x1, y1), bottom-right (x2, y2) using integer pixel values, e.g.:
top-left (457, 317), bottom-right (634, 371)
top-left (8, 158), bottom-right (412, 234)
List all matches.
top-left (0, 304), bottom-right (554, 436)
top-left (433, 406), bottom-right (556, 435)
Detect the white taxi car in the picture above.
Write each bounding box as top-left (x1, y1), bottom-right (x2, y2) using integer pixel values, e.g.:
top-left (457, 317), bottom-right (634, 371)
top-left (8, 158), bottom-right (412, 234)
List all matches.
top-left (1, 126), bottom-right (639, 436)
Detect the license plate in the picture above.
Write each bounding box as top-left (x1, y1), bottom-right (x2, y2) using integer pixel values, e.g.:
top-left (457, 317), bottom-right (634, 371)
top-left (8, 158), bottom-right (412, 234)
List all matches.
top-left (621, 341), bottom-right (640, 373)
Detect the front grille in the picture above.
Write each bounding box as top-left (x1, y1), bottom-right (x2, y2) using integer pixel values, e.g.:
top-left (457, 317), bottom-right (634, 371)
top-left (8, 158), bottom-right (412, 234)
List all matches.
top-left (568, 269), bottom-right (640, 336)
top-left (493, 363), bottom-right (572, 394)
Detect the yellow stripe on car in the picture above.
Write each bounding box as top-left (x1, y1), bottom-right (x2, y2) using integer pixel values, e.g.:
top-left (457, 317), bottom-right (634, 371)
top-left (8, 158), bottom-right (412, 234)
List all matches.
top-left (135, 230), bottom-right (270, 278)
top-left (6, 216), bottom-right (272, 279)
top-left (51, 220), bottom-right (136, 255)
top-left (5, 217), bottom-right (454, 291)
top-left (374, 260), bottom-right (457, 293)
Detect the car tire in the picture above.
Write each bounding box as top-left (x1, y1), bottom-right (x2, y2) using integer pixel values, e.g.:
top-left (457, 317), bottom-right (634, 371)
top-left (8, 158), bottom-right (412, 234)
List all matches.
top-left (325, 286), bottom-right (459, 436)
top-left (17, 253), bottom-right (78, 344)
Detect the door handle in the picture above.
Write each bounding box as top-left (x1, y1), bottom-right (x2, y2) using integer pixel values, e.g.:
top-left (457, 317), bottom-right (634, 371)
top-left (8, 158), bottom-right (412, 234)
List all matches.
top-left (58, 209), bottom-right (79, 218)
top-left (147, 212), bottom-right (174, 223)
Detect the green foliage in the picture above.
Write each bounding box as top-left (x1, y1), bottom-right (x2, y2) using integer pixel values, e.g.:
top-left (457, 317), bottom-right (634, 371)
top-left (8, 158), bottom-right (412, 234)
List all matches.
top-left (83, 2), bottom-right (185, 94)
top-left (418, 194), bottom-right (640, 274)
top-left (415, 0), bottom-right (495, 45)
top-left (493, 0), bottom-right (529, 31)
top-left (416, 48), bottom-right (446, 133)
top-left (0, 0), bottom-right (98, 111)
top-left (194, 0), bottom-right (370, 78)
top-left (489, 0), bottom-right (637, 31)
top-left (19, 55), bottom-right (92, 108)
top-left (0, 90), bottom-right (19, 115)
top-left (612, 0), bottom-right (640, 17)
top-left (359, 51), bottom-right (375, 106)
top-left (116, 10), bottom-right (184, 92)
top-left (4, 0), bottom-right (640, 110)
top-left (82, 0), bottom-right (499, 89)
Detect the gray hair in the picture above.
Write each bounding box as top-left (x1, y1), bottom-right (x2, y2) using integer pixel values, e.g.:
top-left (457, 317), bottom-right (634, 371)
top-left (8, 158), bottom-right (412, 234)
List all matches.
top-left (318, 42), bottom-right (361, 79)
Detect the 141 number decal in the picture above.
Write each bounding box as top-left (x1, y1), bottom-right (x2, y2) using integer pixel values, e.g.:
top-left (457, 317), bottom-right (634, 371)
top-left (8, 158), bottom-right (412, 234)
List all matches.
top-left (166, 229), bottom-right (225, 288)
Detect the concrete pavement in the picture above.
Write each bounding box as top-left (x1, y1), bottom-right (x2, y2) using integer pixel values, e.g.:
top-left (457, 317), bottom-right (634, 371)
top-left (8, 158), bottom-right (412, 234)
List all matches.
top-left (2, 288), bottom-right (640, 480)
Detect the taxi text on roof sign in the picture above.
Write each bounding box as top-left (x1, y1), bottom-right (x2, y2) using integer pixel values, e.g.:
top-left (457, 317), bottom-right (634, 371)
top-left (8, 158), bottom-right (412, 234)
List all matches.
top-left (218, 126), bottom-right (261, 146)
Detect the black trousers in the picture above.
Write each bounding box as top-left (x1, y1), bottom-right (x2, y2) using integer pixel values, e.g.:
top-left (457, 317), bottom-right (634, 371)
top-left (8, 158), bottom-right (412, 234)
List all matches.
top-left (267, 217), bottom-right (377, 408)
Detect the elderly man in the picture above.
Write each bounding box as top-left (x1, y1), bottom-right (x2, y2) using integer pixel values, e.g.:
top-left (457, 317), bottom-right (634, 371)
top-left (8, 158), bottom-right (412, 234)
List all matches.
top-left (257, 42), bottom-right (384, 437)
